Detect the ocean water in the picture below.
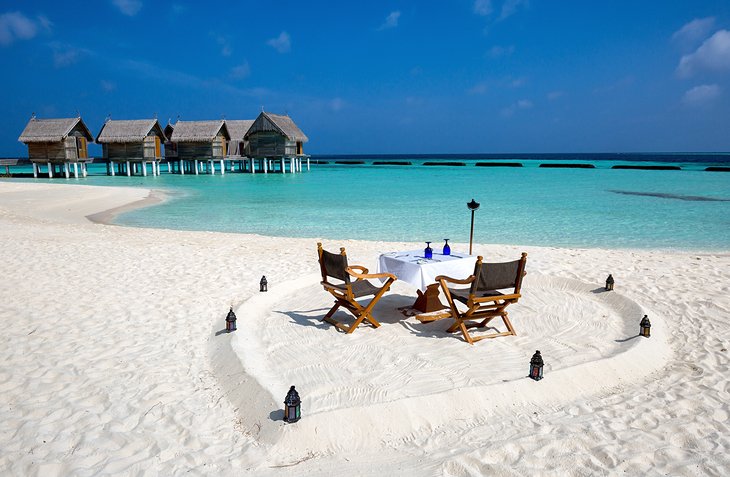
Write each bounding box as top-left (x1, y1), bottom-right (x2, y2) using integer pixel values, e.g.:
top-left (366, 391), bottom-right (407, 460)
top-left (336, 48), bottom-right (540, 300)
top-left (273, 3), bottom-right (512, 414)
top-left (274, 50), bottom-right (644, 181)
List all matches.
top-left (5, 155), bottom-right (730, 250)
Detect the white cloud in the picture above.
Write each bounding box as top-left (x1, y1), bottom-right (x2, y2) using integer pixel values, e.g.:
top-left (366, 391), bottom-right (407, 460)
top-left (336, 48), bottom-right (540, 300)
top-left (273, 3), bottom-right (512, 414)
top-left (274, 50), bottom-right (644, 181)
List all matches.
top-left (499, 0), bottom-right (528, 20)
top-left (112, 0), bottom-right (143, 16)
top-left (230, 61), bottom-right (250, 79)
top-left (379, 11), bottom-right (401, 30)
top-left (0, 11), bottom-right (39, 46)
top-left (49, 42), bottom-right (88, 68)
top-left (487, 45), bottom-right (514, 58)
top-left (267, 31), bottom-right (291, 53)
top-left (330, 98), bottom-right (345, 111)
top-left (473, 0), bottom-right (492, 16)
top-left (508, 76), bottom-right (527, 88)
top-left (677, 30), bottom-right (730, 77)
top-left (214, 35), bottom-right (232, 56)
top-left (547, 90), bottom-right (564, 100)
top-left (468, 82), bottom-right (488, 95)
top-left (100, 80), bottom-right (116, 92)
top-left (37, 15), bottom-right (52, 31)
top-left (682, 84), bottom-right (720, 106)
top-left (672, 17), bottom-right (715, 48)
top-left (501, 98), bottom-right (532, 116)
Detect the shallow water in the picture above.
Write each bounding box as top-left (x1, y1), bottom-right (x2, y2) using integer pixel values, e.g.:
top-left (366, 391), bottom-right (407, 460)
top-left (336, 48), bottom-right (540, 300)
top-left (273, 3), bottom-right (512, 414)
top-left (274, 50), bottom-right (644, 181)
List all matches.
top-left (5, 156), bottom-right (730, 250)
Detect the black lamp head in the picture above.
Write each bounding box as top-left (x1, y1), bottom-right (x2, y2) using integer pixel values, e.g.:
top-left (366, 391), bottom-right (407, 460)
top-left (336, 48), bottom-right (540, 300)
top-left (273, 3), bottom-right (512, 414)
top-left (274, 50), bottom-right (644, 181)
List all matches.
top-left (467, 198), bottom-right (481, 211)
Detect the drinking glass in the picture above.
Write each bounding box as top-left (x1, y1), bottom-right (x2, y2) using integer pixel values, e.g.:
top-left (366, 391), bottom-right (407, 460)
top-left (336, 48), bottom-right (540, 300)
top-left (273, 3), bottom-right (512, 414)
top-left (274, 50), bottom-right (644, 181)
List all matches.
top-left (443, 239), bottom-right (451, 256)
top-left (424, 241), bottom-right (433, 259)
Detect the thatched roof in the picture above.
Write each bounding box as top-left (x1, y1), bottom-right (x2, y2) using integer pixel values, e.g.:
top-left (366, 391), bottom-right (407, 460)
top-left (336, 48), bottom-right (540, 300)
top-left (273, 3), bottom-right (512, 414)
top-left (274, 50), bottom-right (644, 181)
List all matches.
top-left (170, 120), bottom-right (230, 142)
top-left (96, 119), bottom-right (166, 143)
top-left (245, 112), bottom-right (308, 142)
top-left (225, 120), bottom-right (254, 141)
top-left (18, 117), bottom-right (94, 143)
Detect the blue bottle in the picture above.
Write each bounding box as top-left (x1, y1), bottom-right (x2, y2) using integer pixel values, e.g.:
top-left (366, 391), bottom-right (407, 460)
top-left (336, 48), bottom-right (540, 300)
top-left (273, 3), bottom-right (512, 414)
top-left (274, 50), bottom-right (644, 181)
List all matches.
top-left (424, 241), bottom-right (433, 259)
top-left (443, 239), bottom-right (451, 256)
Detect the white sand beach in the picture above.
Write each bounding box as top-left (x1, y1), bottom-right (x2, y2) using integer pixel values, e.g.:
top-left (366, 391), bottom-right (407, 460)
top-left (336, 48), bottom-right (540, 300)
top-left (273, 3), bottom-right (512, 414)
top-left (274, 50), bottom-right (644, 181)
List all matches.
top-left (1, 181), bottom-right (728, 476)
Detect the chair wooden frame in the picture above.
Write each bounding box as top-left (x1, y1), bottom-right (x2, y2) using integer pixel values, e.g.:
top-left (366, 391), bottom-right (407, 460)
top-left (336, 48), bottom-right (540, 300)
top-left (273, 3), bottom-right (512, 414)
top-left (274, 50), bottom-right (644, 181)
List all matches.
top-left (317, 243), bottom-right (397, 334)
top-left (434, 253), bottom-right (527, 345)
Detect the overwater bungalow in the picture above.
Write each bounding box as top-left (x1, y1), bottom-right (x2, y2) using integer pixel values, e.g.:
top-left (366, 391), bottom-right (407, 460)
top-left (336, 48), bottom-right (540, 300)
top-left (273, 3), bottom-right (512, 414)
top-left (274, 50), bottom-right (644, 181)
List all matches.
top-left (225, 120), bottom-right (254, 157)
top-left (95, 119), bottom-right (167, 176)
top-left (18, 116), bottom-right (94, 178)
top-left (170, 120), bottom-right (230, 174)
top-left (245, 112), bottom-right (309, 172)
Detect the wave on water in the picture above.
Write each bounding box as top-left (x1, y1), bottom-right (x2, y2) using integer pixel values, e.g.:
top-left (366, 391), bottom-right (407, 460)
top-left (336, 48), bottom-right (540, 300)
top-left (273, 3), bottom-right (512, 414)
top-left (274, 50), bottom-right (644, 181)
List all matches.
top-left (608, 190), bottom-right (730, 202)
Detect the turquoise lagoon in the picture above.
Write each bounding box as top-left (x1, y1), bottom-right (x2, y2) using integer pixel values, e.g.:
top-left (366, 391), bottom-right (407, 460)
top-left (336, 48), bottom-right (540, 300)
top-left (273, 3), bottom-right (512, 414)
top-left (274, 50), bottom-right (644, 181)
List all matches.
top-left (7, 156), bottom-right (730, 250)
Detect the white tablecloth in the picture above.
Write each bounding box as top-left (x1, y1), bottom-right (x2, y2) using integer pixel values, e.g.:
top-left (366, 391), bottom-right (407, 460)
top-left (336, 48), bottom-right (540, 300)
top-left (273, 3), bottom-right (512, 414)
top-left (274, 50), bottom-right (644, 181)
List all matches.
top-left (377, 250), bottom-right (477, 291)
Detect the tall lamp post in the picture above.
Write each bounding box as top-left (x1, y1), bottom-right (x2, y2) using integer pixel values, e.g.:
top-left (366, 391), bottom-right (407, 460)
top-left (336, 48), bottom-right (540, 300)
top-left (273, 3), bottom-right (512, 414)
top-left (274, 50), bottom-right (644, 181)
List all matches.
top-left (467, 199), bottom-right (480, 255)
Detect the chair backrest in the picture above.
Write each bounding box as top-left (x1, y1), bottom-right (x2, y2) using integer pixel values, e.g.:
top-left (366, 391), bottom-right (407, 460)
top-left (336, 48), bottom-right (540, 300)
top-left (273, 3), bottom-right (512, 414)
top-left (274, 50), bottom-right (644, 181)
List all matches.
top-left (317, 242), bottom-right (351, 285)
top-left (469, 253), bottom-right (527, 295)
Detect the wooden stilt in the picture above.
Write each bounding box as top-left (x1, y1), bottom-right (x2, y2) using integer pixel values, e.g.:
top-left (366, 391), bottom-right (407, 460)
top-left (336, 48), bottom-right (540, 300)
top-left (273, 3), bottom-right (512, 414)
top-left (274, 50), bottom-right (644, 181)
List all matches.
top-left (281, 157), bottom-right (286, 174)
top-left (126, 161), bottom-right (131, 177)
top-left (142, 162), bottom-right (147, 176)
top-left (251, 158), bottom-right (255, 174)
top-left (110, 161), bottom-right (115, 176)
top-left (220, 159), bottom-right (225, 175)
top-left (194, 160), bottom-right (199, 175)
top-left (64, 163), bottom-right (70, 178)
top-left (307, 157), bottom-right (310, 171)
top-left (263, 158), bottom-right (268, 173)
top-left (73, 162), bottom-right (78, 178)
top-left (179, 160), bottom-right (184, 175)
top-left (83, 163), bottom-right (87, 177)
top-left (32, 163), bottom-right (38, 178)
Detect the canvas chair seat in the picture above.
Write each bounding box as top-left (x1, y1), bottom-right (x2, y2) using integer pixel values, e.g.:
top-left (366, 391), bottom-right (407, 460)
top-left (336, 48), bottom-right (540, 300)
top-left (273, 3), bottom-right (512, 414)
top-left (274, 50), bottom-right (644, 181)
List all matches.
top-left (434, 253), bottom-right (527, 345)
top-left (329, 280), bottom-right (382, 298)
top-left (317, 243), bottom-right (397, 334)
top-left (450, 288), bottom-right (504, 304)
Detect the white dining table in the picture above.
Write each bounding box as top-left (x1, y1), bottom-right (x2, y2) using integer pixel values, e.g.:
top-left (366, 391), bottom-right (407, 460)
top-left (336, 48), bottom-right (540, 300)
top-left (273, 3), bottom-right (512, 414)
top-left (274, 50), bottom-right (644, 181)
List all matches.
top-left (377, 250), bottom-right (477, 313)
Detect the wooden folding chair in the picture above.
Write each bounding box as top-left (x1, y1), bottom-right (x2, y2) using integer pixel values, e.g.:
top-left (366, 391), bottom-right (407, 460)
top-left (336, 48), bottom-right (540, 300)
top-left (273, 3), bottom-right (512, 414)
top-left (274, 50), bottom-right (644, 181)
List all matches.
top-left (317, 243), bottom-right (397, 334)
top-left (433, 253), bottom-right (527, 344)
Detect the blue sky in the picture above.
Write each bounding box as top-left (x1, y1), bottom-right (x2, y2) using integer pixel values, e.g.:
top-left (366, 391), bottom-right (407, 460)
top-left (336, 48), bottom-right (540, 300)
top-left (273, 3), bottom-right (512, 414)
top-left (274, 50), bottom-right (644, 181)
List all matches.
top-left (1, 1), bottom-right (729, 155)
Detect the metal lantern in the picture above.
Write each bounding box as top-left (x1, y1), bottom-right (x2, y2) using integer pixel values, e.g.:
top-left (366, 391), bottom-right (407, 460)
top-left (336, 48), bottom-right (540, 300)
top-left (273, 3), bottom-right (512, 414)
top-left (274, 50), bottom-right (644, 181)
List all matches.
top-left (225, 307), bottom-right (237, 332)
top-left (605, 274), bottom-right (614, 291)
top-left (529, 350), bottom-right (544, 381)
top-left (640, 315), bottom-right (651, 338)
top-left (467, 199), bottom-right (481, 255)
top-left (283, 385), bottom-right (301, 423)
top-left (260, 275), bottom-right (268, 292)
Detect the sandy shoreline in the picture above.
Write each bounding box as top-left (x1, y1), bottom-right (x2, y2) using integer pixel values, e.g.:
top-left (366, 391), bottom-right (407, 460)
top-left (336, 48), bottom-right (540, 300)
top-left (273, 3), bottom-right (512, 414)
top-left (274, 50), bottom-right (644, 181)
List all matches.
top-left (86, 188), bottom-right (167, 225)
top-left (0, 181), bottom-right (728, 476)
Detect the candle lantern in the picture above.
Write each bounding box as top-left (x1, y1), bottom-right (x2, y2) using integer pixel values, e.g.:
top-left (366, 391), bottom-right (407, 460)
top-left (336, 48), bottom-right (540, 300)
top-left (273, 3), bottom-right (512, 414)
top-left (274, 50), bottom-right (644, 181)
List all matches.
top-left (260, 275), bottom-right (268, 292)
top-left (283, 385), bottom-right (301, 423)
top-left (529, 350), bottom-right (544, 381)
top-left (605, 274), bottom-right (614, 291)
top-left (225, 307), bottom-right (237, 332)
top-left (467, 199), bottom-right (481, 255)
top-left (640, 315), bottom-right (651, 338)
